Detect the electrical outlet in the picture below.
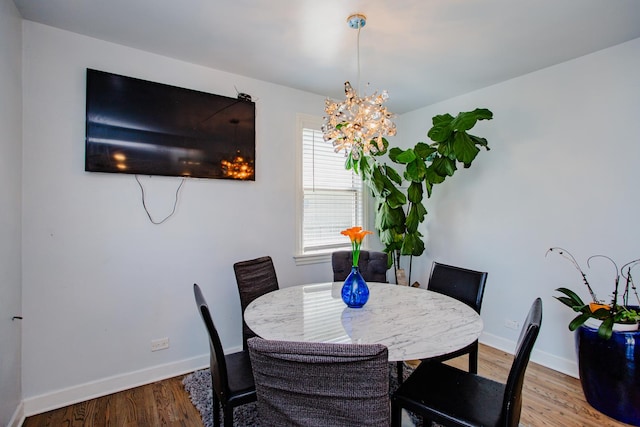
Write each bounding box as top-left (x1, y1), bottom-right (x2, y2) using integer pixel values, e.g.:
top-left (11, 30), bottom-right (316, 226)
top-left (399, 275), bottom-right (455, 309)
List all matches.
top-left (504, 319), bottom-right (520, 330)
top-left (151, 337), bottom-right (170, 351)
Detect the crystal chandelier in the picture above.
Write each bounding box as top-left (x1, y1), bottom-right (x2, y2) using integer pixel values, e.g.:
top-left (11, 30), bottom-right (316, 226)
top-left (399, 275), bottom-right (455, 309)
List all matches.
top-left (322, 14), bottom-right (396, 159)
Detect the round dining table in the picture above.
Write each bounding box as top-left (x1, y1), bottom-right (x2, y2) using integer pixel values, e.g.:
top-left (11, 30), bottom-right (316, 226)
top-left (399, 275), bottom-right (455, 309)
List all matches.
top-left (244, 281), bottom-right (483, 362)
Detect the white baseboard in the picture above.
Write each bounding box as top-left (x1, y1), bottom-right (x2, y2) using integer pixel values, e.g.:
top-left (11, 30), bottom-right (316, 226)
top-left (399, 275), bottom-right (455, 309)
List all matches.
top-left (22, 353), bottom-right (210, 417)
top-left (20, 338), bottom-right (578, 420)
top-left (8, 401), bottom-right (24, 427)
top-left (480, 331), bottom-right (578, 378)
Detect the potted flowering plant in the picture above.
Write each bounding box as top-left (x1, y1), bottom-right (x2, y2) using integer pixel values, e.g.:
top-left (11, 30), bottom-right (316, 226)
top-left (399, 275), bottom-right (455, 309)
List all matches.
top-left (548, 247), bottom-right (640, 339)
top-left (548, 247), bottom-right (640, 425)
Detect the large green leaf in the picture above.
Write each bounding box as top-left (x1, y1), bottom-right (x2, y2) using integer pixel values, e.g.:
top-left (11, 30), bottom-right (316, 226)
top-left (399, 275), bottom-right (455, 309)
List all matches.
top-left (432, 156), bottom-right (457, 177)
top-left (568, 313), bottom-right (592, 331)
top-left (555, 296), bottom-right (585, 312)
top-left (451, 112), bottom-right (478, 132)
top-left (407, 181), bottom-right (423, 204)
top-left (469, 134), bottom-right (490, 149)
top-left (369, 166), bottom-right (386, 196)
top-left (345, 152), bottom-right (355, 172)
top-left (386, 185), bottom-right (407, 209)
top-left (591, 307), bottom-right (612, 318)
top-left (378, 229), bottom-right (395, 247)
top-left (425, 166), bottom-right (446, 185)
top-left (471, 108), bottom-right (494, 121)
top-left (598, 317), bottom-right (614, 340)
top-left (555, 287), bottom-right (586, 307)
top-left (428, 114), bottom-right (454, 142)
top-left (359, 155), bottom-right (374, 180)
top-left (437, 139), bottom-right (455, 158)
top-left (406, 203), bottom-right (426, 233)
top-left (431, 113), bottom-right (454, 126)
top-left (405, 157), bottom-right (427, 182)
top-left (374, 203), bottom-right (391, 231)
top-left (401, 231), bottom-right (425, 256)
top-left (388, 147), bottom-right (404, 162)
top-left (406, 205), bottom-right (419, 233)
top-left (394, 149), bottom-right (417, 164)
top-left (414, 142), bottom-right (436, 159)
top-left (375, 202), bottom-right (406, 231)
top-left (453, 132), bottom-right (480, 166)
top-left (384, 164), bottom-right (403, 186)
top-left (381, 229), bottom-right (404, 252)
top-left (424, 180), bottom-right (433, 198)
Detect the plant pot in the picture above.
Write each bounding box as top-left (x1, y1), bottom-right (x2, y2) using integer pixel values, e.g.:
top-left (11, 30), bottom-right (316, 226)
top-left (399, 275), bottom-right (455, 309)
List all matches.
top-left (575, 324), bottom-right (640, 426)
top-left (584, 317), bottom-right (639, 332)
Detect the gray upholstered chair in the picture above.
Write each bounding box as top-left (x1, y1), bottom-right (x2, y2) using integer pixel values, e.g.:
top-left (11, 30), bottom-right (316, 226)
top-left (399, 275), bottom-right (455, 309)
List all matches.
top-left (247, 338), bottom-right (390, 427)
top-left (233, 256), bottom-right (279, 349)
top-left (332, 250), bottom-right (389, 283)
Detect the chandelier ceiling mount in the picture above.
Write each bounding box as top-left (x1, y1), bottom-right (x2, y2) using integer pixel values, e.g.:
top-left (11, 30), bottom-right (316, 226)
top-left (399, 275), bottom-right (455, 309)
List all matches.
top-left (346, 14), bottom-right (366, 30)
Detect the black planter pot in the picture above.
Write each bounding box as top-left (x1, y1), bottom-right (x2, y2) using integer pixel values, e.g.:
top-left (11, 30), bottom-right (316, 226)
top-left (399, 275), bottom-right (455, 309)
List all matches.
top-left (575, 324), bottom-right (640, 426)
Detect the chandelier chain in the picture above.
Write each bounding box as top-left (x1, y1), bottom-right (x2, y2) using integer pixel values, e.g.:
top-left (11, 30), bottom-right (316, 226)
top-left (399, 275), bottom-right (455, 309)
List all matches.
top-left (356, 21), bottom-right (361, 96)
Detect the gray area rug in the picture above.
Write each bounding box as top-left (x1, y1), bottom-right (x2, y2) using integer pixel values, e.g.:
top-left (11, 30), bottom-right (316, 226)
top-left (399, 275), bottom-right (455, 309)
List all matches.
top-left (183, 363), bottom-right (425, 427)
top-left (182, 368), bottom-right (260, 427)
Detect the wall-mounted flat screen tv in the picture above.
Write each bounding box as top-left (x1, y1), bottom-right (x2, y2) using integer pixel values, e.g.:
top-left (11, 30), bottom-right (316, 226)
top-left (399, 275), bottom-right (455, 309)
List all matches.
top-left (85, 69), bottom-right (255, 180)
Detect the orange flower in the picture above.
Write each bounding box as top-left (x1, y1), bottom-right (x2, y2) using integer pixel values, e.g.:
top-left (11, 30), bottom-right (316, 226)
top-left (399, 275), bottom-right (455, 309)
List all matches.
top-left (341, 226), bottom-right (373, 243)
top-left (340, 227), bottom-right (373, 267)
top-left (589, 302), bottom-right (611, 313)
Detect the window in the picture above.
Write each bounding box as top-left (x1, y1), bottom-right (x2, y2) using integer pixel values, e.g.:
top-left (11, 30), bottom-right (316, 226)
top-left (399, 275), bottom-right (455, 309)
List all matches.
top-left (295, 115), bottom-right (364, 264)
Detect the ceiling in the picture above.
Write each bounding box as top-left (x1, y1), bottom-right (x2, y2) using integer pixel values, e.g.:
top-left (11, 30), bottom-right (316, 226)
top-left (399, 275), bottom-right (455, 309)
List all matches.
top-left (13, 0), bottom-right (640, 114)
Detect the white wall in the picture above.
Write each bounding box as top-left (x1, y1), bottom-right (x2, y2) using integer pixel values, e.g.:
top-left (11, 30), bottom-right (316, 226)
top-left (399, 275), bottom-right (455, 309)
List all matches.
top-left (21, 21), bottom-right (334, 413)
top-left (0, 0), bottom-right (23, 425)
top-left (397, 37), bottom-right (640, 376)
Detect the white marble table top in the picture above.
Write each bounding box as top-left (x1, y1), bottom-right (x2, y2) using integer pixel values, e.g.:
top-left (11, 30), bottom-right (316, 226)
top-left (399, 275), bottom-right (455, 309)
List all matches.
top-left (244, 282), bottom-right (483, 362)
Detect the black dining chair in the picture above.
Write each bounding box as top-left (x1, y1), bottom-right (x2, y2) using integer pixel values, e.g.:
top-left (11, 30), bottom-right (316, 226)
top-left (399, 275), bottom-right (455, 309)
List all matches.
top-left (423, 261), bottom-right (488, 373)
top-left (233, 256), bottom-right (279, 349)
top-left (193, 284), bottom-right (257, 427)
top-left (332, 250), bottom-right (389, 283)
top-left (247, 337), bottom-right (390, 427)
top-left (392, 297), bottom-right (542, 427)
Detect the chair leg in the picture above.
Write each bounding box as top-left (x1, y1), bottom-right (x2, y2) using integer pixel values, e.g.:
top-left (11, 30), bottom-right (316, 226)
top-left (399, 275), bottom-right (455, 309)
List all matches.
top-left (391, 400), bottom-right (404, 427)
top-left (223, 405), bottom-right (234, 427)
top-left (397, 361), bottom-right (404, 384)
top-left (212, 395), bottom-right (221, 427)
top-left (469, 342), bottom-right (479, 374)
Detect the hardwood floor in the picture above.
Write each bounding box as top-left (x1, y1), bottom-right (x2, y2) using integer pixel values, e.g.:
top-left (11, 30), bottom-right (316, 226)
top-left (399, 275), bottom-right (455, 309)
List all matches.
top-left (24, 344), bottom-right (632, 426)
top-left (22, 376), bottom-right (202, 427)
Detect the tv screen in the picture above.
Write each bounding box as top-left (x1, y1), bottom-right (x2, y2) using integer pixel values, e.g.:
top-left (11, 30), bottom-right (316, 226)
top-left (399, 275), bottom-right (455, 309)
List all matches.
top-left (85, 69), bottom-right (255, 180)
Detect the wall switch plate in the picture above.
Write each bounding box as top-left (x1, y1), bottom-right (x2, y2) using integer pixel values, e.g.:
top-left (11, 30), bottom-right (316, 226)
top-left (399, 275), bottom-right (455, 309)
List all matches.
top-left (504, 319), bottom-right (520, 330)
top-left (151, 337), bottom-right (170, 351)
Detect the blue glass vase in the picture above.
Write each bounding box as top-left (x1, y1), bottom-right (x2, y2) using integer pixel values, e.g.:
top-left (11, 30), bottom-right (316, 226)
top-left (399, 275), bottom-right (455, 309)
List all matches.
top-left (341, 266), bottom-right (369, 308)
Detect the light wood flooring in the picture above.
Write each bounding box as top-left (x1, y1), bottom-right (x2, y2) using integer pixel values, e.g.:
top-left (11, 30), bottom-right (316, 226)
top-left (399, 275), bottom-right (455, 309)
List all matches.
top-left (23, 343), bottom-right (633, 426)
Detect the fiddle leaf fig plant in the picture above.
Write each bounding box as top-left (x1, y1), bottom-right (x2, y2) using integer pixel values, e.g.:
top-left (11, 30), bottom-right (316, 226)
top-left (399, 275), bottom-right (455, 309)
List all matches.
top-left (345, 108), bottom-right (493, 284)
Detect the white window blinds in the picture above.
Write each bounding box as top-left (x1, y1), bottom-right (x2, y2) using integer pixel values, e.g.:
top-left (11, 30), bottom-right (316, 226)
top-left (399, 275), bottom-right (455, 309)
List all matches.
top-left (302, 126), bottom-right (363, 253)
